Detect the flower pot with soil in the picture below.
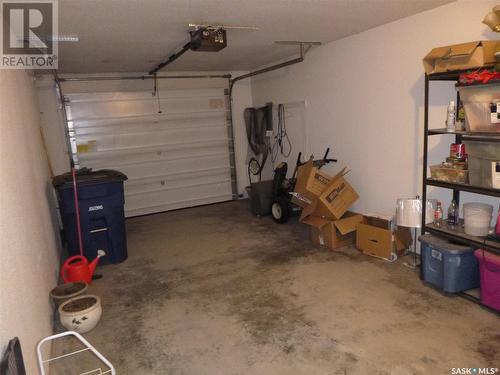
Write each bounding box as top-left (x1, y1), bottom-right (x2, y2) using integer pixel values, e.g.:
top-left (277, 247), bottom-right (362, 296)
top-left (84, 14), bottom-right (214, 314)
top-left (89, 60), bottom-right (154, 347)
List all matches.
top-left (59, 295), bottom-right (102, 333)
top-left (50, 282), bottom-right (88, 307)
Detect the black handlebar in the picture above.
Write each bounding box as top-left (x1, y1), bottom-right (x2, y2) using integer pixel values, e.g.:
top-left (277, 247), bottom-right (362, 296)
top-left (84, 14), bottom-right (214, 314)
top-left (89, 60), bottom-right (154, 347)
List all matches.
top-left (294, 148), bottom-right (337, 169)
top-left (296, 152), bottom-right (302, 166)
top-left (323, 148), bottom-right (330, 161)
top-left (314, 148), bottom-right (337, 169)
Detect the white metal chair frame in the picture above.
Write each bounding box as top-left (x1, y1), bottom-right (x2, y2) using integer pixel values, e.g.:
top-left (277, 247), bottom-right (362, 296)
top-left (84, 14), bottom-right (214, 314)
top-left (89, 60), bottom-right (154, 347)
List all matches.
top-left (37, 331), bottom-right (115, 375)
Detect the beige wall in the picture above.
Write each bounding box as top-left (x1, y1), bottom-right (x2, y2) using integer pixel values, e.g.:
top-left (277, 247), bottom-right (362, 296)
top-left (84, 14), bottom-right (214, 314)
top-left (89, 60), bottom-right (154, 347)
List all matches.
top-left (251, 0), bottom-right (499, 216)
top-left (0, 70), bottom-right (61, 374)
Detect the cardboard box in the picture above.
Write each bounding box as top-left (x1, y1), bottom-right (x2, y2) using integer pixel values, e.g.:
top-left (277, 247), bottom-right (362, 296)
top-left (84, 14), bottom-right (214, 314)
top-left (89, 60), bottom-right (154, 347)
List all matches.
top-left (303, 211), bottom-right (364, 250)
top-left (356, 215), bottom-right (412, 261)
top-left (423, 41), bottom-right (498, 74)
top-left (313, 168), bottom-right (359, 220)
top-left (294, 157), bottom-right (332, 200)
top-left (294, 166), bottom-right (358, 220)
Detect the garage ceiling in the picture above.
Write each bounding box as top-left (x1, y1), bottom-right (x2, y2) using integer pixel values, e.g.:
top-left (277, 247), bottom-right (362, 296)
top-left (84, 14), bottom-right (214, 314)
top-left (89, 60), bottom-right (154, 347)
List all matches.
top-left (58, 0), bottom-right (454, 73)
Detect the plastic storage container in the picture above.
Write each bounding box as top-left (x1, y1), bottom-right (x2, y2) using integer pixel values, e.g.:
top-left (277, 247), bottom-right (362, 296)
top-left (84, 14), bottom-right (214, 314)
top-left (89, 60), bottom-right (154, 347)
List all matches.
top-left (463, 141), bottom-right (500, 188)
top-left (419, 234), bottom-right (479, 293)
top-left (459, 85), bottom-right (500, 132)
top-left (474, 249), bottom-right (500, 311)
top-left (468, 157), bottom-right (497, 188)
top-left (463, 203), bottom-right (493, 236)
top-left (53, 169), bottom-right (128, 265)
top-left (429, 165), bottom-right (468, 184)
top-left (245, 180), bottom-right (273, 216)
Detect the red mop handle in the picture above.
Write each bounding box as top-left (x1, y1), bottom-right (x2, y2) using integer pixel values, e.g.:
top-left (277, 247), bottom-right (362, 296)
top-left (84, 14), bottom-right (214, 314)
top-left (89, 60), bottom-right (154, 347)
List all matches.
top-left (72, 168), bottom-right (84, 257)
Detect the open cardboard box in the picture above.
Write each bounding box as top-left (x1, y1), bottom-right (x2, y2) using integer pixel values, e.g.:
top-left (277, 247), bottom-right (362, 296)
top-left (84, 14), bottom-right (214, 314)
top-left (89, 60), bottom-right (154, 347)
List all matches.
top-left (313, 168), bottom-right (359, 220)
top-left (423, 40), bottom-right (498, 74)
top-left (302, 211), bottom-right (364, 250)
top-left (294, 162), bottom-right (360, 250)
top-left (356, 215), bottom-right (412, 261)
top-left (293, 165), bottom-right (359, 220)
top-left (294, 157), bottom-right (332, 201)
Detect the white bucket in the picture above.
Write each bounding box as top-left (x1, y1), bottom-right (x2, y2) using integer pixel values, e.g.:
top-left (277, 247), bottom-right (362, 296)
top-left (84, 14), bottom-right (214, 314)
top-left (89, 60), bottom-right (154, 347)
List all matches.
top-left (463, 203), bottom-right (492, 236)
top-left (463, 202), bottom-right (493, 216)
top-left (464, 218), bottom-right (492, 236)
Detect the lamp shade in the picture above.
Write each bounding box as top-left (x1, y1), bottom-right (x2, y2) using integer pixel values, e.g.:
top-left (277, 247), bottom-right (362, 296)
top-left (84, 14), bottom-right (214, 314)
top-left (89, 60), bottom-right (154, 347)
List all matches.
top-left (483, 6), bottom-right (500, 32)
top-left (396, 198), bottom-right (422, 228)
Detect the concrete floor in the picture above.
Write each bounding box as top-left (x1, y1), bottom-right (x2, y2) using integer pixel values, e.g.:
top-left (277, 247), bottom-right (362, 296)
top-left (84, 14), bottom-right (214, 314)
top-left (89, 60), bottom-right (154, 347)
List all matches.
top-left (52, 200), bottom-right (499, 374)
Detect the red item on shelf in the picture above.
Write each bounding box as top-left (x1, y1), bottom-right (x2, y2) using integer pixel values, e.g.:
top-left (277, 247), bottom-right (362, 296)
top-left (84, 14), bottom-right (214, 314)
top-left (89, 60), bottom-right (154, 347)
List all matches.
top-left (450, 143), bottom-right (466, 159)
top-left (459, 69), bottom-right (500, 85)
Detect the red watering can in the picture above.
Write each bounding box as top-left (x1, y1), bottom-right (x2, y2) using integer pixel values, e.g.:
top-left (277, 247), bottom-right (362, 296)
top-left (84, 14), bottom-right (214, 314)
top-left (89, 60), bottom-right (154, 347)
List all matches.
top-left (61, 250), bottom-right (105, 284)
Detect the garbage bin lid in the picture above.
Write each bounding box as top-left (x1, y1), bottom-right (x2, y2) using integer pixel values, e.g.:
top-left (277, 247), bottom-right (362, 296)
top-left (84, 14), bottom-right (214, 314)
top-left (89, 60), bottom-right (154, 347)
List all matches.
top-left (52, 169), bottom-right (128, 188)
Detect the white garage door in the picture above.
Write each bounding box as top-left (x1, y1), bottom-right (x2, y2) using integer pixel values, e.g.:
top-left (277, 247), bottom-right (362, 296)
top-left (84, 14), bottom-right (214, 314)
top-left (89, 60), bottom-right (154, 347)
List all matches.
top-left (64, 83), bottom-right (236, 217)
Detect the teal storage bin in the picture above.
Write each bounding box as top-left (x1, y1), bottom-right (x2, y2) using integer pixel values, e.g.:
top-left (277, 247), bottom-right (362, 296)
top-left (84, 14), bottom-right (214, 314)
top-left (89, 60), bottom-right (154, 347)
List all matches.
top-left (419, 234), bottom-right (479, 293)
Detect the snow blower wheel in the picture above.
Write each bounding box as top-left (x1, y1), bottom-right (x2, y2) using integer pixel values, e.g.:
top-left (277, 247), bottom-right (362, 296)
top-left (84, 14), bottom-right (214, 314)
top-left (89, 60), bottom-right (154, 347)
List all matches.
top-left (271, 197), bottom-right (290, 224)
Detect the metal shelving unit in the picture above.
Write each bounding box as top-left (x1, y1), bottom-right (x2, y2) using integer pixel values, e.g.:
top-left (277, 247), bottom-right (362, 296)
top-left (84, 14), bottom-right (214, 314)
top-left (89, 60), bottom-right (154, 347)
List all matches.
top-left (422, 69), bottom-right (500, 309)
top-left (428, 128), bottom-right (500, 139)
top-left (426, 178), bottom-right (500, 198)
top-left (422, 71), bottom-right (500, 254)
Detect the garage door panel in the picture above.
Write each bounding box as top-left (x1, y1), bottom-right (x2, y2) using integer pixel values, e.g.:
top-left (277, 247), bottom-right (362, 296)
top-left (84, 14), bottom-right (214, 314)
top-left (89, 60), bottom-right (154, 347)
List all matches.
top-left (67, 90), bottom-right (226, 121)
top-left (72, 109), bottom-right (225, 128)
top-left (125, 173), bottom-right (230, 196)
top-left (82, 153), bottom-right (229, 177)
top-left (67, 89), bottom-right (225, 102)
top-left (125, 195), bottom-right (229, 218)
top-left (75, 126), bottom-right (227, 151)
top-left (125, 182), bottom-right (232, 212)
top-left (66, 86), bottom-right (234, 217)
top-left (78, 146), bottom-right (228, 169)
top-left (73, 115), bottom-right (226, 136)
top-left (101, 155), bottom-right (229, 181)
top-left (124, 167), bottom-right (229, 188)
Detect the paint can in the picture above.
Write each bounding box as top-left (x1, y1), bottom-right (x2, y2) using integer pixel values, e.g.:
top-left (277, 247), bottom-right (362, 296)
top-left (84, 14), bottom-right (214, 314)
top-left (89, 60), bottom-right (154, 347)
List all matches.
top-left (450, 143), bottom-right (466, 159)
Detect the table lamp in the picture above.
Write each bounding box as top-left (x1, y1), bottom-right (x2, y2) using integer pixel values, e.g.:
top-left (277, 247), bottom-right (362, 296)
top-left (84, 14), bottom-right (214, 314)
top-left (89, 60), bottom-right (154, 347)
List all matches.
top-left (396, 197), bottom-right (422, 268)
top-left (483, 5), bottom-right (500, 32)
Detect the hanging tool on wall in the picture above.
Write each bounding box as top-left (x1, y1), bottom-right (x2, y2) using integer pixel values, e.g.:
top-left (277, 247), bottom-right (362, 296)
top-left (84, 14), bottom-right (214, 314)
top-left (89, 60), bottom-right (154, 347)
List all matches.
top-left (247, 157), bottom-right (262, 184)
top-left (244, 103), bottom-right (273, 182)
top-left (271, 103), bottom-right (292, 162)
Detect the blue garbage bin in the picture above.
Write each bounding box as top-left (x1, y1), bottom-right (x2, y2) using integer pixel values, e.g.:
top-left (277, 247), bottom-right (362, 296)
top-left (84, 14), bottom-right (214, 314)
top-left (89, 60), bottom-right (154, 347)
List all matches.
top-left (53, 169), bottom-right (128, 265)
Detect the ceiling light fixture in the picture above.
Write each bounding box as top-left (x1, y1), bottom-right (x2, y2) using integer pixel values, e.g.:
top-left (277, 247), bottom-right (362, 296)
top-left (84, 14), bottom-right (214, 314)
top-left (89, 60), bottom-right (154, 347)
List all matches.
top-left (483, 5), bottom-right (500, 32)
